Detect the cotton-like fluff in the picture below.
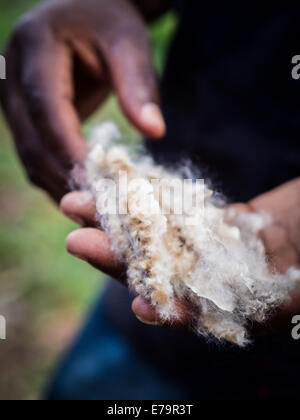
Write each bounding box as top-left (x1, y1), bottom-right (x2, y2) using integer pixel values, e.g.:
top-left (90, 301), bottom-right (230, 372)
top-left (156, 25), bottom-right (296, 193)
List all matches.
top-left (86, 122), bottom-right (300, 346)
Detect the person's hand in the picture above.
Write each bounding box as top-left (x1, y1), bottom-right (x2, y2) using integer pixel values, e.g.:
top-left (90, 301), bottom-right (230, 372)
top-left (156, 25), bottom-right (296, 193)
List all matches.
top-left (247, 177), bottom-right (300, 328)
top-left (0, 0), bottom-right (166, 202)
top-left (60, 190), bottom-right (191, 326)
top-left (60, 177), bottom-right (300, 329)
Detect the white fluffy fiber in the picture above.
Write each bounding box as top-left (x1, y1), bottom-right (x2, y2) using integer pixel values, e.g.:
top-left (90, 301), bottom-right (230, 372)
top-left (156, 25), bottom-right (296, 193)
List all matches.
top-left (86, 122), bottom-right (300, 346)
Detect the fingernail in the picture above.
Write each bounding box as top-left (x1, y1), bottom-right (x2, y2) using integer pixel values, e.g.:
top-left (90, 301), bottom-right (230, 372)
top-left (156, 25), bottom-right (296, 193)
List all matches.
top-left (135, 315), bottom-right (159, 326)
top-left (66, 231), bottom-right (87, 259)
top-left (75, 191), bottom-right (94, 205)
top-left (140, 103), bottom-right (166, 138)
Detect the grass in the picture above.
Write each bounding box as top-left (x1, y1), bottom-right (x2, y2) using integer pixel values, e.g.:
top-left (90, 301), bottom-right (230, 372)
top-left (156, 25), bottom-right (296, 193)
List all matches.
top-left (0, 1), bottom-right (177, 400)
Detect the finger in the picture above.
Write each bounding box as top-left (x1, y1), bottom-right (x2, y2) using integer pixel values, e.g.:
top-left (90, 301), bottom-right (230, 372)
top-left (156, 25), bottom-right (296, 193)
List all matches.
top-left (61, 191), bottom-right (98, 227)
top-left (132, 295), bottom-right (192, 327)
top-left (259, 224), bottom-right (299, 273)
top-left (224, 203), bottom-right (252, 224)
top-left (0, 44), bottom-right (69, 201)
top-left (71, 40), bottom-right (111, 121)
top-left (132, 296), bottom-right (160, 325)
top-left (98, 19), bottom-right (166, 139)
top-left (229, 203), bottom-right (252, 213)
top-left (66, 228), bottom-right (126, 280)
top-left (15, 22), bottom-right (86, 167)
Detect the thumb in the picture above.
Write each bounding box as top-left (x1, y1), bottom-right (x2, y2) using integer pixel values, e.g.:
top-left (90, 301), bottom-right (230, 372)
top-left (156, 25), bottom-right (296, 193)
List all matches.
top-left (99, 23), bottom-right (166, 139)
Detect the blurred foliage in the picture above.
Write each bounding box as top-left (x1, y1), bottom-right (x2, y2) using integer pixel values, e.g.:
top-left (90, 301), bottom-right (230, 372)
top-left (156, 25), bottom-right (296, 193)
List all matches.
top-left (0, 0), bottom-right (177, 400)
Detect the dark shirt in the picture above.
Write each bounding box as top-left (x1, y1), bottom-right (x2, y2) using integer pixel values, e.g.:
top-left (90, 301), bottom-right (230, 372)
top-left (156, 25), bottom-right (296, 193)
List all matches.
top-left (149, 0), bottom-right (300, 200)
top-left (106, 0), bottom-right (300, 399)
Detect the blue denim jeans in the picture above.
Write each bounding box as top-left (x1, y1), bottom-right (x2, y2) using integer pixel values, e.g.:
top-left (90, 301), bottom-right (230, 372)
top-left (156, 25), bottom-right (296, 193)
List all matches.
top-left (46, 293), bottom-right (186, 400)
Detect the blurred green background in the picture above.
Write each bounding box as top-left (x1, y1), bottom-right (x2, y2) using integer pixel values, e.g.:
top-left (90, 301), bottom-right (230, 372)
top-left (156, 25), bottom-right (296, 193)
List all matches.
top-left (0, 0), bottom-right (177, 400)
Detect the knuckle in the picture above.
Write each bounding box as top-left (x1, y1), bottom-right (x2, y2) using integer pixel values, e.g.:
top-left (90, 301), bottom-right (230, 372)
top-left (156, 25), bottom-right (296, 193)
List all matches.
top-left (19, 143), bottom-right (41, 168)
top-left (13, 15), bottom-right (45, 47)
top-left (22, 84), bottom-right (49, 118)
top-left (138, 64), bottom-right (157, 89)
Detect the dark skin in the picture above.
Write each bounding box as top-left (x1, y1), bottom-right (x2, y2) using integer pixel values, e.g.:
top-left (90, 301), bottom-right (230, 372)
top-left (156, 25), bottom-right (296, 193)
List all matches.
top-left (0, 0), bottom-right (168, 202)
top-left (1, 0), bottom-right (300, 334)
